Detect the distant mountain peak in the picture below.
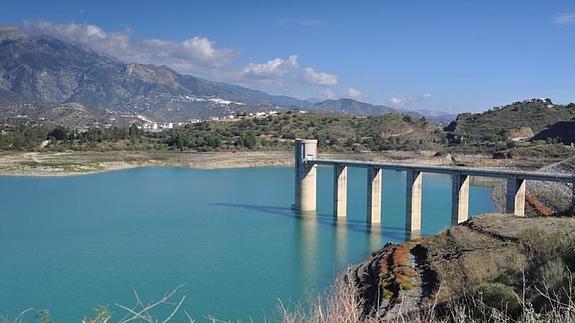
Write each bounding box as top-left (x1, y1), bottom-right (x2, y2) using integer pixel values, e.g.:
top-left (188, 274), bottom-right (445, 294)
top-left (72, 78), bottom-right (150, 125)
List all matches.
top-left (308, 98), bottom-right (455, 124)
top-left (0, 25), bottom-right (455, 124)
top-left (0, 26), bottom-right (309, 121)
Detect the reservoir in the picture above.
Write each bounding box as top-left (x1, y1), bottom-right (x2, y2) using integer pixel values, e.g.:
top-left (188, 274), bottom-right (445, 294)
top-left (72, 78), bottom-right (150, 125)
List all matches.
top-left (0, 167), bottom-right (495, 321)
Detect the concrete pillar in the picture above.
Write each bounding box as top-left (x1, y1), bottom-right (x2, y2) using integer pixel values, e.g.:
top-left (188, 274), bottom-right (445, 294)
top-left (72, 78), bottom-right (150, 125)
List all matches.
top-left (451, 173), bottom-right (470, 225)
top-left (367, 167), bottom-right (382, 224)
top-left (506, 176), bottom-right (526, 216)
top-left (333, 164), bottom-right (347, 218)
top-left (294, 139), bottom-right (318, 213)
top-left (406, 169), bottom-right (423, 234)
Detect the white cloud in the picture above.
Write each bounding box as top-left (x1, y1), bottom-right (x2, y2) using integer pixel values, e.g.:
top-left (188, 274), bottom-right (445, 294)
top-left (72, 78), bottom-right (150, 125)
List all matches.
top-left (387, 97), bottom-right (406, 106)
top-left (25, 21), bottom-right (235, 75)
top-left (319, 89), bottom-right (337, 99)
top-left (552, 13), bottom-right (575, 25)
top-left (303, 67), bottom-right (338, 86)
top-left (242, 55), bottom-right (298, 78)
top-left (346, 87), bottom-right (363, 99)
top-left (241, 55), bottom-right (338, 87)
top-left (387, 93), bottom-right (432, 107)
top-left (317, 87), bottom-right (367, 101)
top-left (22, 21), bottom-right (342, 98)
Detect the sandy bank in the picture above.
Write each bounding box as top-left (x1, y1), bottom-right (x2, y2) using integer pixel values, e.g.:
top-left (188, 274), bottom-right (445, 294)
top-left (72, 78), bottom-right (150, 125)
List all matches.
top-left (0, 149), bottom-right (559, 177)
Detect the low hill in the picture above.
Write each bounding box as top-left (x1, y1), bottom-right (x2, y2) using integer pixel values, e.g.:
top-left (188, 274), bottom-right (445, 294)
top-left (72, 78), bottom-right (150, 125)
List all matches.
top-left (0, 111), bottom-right (446, 152)
top-left (312, 98), bottom-right (456, 124)
top-left (207, 111), bottom-right (444, 150)
top-left (350, 214), bottom-right (575, 321)
top-left (313, 98), bottom-right (395, 115)
top-left (446, 99), bottom-right (575, 141)
top-left (533, 121), bottom-right (575, 145)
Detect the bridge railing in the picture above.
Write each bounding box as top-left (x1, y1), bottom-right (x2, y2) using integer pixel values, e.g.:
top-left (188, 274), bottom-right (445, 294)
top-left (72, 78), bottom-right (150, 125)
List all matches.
top-left (293, 139), bottom-right (575, 234)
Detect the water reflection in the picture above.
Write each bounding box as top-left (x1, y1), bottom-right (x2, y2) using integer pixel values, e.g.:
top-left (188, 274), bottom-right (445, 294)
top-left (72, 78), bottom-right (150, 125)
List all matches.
top-left (334, 217), bottom-right (347, 268)
top-left (296, 213), bottom-right (318, 289)
top-left (367, 225), bottom-right (382, 252)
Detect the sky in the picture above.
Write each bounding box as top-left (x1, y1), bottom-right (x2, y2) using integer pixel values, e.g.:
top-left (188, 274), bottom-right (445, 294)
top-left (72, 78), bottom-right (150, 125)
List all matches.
top-left (1, 0), bottom-right (574, 112)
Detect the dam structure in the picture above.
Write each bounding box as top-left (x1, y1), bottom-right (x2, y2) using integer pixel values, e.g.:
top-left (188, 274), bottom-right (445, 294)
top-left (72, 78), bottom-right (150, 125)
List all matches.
top-left (294, 139), bottom-right (575, 235)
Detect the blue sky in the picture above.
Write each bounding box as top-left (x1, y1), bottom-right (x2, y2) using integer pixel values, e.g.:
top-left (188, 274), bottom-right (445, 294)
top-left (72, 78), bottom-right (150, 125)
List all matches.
top-left (1, 0), bottom-right (574, 112)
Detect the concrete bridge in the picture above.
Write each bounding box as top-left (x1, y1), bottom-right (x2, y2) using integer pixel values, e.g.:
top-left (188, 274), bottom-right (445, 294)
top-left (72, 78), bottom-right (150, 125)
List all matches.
top-left (294, 139), bottom-right (575, 234)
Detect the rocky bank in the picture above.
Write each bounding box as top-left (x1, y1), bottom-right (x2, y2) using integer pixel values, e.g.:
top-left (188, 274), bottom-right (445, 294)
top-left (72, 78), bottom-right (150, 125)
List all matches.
top-left (348, 214), bottom-right (575, 321)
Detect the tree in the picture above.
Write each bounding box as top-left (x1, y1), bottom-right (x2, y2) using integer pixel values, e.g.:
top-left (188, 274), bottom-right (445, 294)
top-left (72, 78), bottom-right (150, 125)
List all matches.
top-left (238, 132), bottom-right (257, 148)
top-left (47, 126), bottom-right (68, 141)
top-left (204, 134), bottom-right (222, 149)
top-left (129, 124), bottom-right (142, 143)
top-left (167, 130), bottom-right (190, 151)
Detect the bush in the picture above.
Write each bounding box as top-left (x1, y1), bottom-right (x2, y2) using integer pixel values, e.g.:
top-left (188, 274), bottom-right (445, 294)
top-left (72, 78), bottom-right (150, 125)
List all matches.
top-left (238, 132), bottom-right (257, 148)
top-left (519, 228), bottom-right (575, 267)
top-left (476, 282), bottom-right (522, 319)
top-left (531, 258), bottom-right (574, 312)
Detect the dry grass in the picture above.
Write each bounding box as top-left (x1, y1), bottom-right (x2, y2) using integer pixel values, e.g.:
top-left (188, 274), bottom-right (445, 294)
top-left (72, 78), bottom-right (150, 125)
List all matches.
top-left (277, 269), bottom-right (575, 323)
top-left (278, 276), bottom-right (362, 323)
top-left (3, 277), bottom-right (575, 323)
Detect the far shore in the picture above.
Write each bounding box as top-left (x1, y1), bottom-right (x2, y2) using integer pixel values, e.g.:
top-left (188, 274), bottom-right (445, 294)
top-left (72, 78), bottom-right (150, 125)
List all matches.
top-left (0, 149), bottom-right (556, 177)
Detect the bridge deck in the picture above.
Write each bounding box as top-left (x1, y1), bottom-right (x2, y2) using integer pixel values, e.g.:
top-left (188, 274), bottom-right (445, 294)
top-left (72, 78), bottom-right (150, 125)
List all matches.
top-left (309, 159), bottom-right (575, 182)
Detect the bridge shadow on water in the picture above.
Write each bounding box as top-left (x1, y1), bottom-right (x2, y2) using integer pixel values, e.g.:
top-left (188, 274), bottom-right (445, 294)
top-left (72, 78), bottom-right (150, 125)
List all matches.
top-left (209, 202), bottom-right (411, 242)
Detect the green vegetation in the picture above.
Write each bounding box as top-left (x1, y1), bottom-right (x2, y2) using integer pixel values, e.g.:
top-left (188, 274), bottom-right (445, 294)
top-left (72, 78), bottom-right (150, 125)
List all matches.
top-left (446, 99), bottom-right (575, 143)
top-left (2, 101), bottom-right (575, 158)
top-left (474, 282), bottom-right (522, 319)
top-left (0, 112), bottom-right (445, 153)
top-left (451, 225), bottom-right (575, 322)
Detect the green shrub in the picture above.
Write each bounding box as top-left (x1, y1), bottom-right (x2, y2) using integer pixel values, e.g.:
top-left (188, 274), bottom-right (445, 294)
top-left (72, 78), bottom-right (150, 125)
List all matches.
top-left (476, 282), bottom-right (522, 319)
top-left (531, 258), bottom-right (574, 313)
top-left (519, 228), bottom-right (575, 267)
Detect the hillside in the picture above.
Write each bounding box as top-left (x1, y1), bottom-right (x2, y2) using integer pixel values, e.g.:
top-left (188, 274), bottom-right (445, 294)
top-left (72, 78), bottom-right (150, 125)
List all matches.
top-left (446, 98), bottom-right (575, 141)
top-left (0, 111), bottom-right (446, 152)
top-left (349, 214), bottom-right (575, 321)
top-left (314, 98), bottom-right (456, 124)
top-left (533, 120), bottom-right (575, 144)
top-left (313, 98), bottom-right (395, 115)
top-left (0, 26), bottom-right (308, 121)
top-left (206, 111), bottom-right (444, 150)
top-left (0, 26), bottom-right (457, 125)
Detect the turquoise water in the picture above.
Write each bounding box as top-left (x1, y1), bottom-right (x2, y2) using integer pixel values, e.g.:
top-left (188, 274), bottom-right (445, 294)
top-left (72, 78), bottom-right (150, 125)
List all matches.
top-left (0, 167), bottom-right (494, 321)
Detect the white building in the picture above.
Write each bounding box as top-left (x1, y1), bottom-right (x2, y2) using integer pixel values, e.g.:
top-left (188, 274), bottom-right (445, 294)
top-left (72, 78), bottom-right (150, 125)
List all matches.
top-left (142, 123), bottom-right (159, 130)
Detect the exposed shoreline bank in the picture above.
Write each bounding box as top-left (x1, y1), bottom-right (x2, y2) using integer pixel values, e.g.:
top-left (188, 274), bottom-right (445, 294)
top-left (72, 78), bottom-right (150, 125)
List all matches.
top-left (0, 149), bottom-right (563, 177)
top-left (346, 213), bottom-right (575, 321)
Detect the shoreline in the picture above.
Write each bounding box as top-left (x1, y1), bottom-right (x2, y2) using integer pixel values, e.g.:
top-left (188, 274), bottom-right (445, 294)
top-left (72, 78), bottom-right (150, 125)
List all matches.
top-left (0, 149), bottom-right (559, 177)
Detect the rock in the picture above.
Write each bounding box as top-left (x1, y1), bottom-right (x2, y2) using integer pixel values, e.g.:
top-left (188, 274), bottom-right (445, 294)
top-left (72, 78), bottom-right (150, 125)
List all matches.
top-left (347, 214), bottom-right (575, 320)
top-left (491, 157), bottom-right (575, 215)
top-left (503, 127), bottom-right (534, 141)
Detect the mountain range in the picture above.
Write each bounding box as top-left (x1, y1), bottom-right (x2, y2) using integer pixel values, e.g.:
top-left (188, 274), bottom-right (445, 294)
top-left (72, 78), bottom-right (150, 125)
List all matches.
top-left (0, 25), bottom-right (454, 124)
